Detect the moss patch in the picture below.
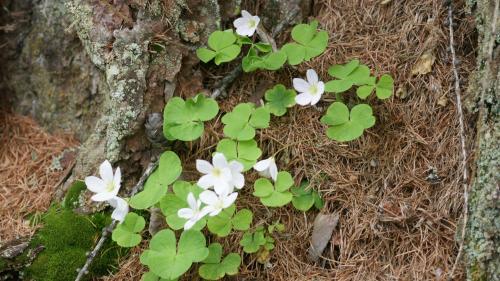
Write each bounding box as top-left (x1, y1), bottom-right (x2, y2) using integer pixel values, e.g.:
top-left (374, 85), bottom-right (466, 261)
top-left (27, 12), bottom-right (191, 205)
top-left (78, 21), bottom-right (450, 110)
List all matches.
top-left (62, 180), bottom-right (87, 209)
top-left (23, 205), bottom-right (127, 281)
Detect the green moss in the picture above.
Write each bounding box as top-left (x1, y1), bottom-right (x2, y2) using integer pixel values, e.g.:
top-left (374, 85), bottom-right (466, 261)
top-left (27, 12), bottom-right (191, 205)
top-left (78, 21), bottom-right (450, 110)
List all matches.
top-left (63, 180), bottom-right (87, 209)
top-left (24, 205), bottom-right (127, 281)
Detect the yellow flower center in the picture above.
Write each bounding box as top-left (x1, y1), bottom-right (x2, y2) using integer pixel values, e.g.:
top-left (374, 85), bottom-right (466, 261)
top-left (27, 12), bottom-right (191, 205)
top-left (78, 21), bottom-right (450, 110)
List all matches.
top-left (309, 84), bottom-right (318, 95)
top-left (212, 168), bottom-right (222, 177)
top-left (248, 19), bottom-right (256, 28)
top-left (106, 181), bottom-right (115, 192)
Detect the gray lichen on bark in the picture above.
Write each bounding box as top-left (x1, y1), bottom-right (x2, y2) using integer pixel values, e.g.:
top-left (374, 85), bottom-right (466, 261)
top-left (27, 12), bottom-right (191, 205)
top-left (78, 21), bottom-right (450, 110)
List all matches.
top-left (464, 0), bottom-right (499, 280)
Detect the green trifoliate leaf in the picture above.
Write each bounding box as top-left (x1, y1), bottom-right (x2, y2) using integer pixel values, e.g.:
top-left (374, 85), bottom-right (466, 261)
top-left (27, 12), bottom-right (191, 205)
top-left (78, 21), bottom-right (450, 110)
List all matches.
top-left (375, 74), bottom-right (394, 99)
top-left (325, 60), bottom-right (375, 93)
top-left (129, 170), bottom-right (166, 209)
top-left (159, 181), bottom-right (206, 230)
top-left (198, 243), bottom-right (241, 280)
top-left (320, 102), bottom-right (375, 142)
top-left (140, 229), bottom-right (209, 280)
top-left (196, 30), bottom-right (241, 65)
top-left (291, 181), bottom-right (323, 212)
top-left (163, 94), bottom-right (219, 141)
top-left (207, 205), bottom-right (253, 237)
top-left (356, 74), bottom-right (394, 99)
top-left (252, 172), bottom-right (293, 207)
top-left (221, 103), bottom-right (270, 141)
top-left (281, 20), bottom-right (328, 65)
top-left (130, 151), bottom-right (181, 209)
top-left (216, 138), bottom-right (262, 171)
top-left (242, 50), bottom-right (287, 72)
top-left (254, 42), bottom-right (272, 53)
top-left (239, 230), bottom-right (267, 253)
top-left (264, 84), bottom-right (296, 116)
top-left (112, 212), bottom-right (145, 247)
top-left (141, 271), bottom-right (177, 281)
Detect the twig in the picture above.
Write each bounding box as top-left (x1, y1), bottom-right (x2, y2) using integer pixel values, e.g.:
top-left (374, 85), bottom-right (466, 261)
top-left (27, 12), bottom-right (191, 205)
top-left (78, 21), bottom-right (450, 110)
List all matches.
top-left (211, 7), bottom-right (301, 99)
top-left (74, 221), bottom-right (117, 281)
top-left (256, 26), bottom-right (278, 52)
top-left (74, 159), bottom-right (159, 281)
top-left (447, 3), bottom-right (470, 280)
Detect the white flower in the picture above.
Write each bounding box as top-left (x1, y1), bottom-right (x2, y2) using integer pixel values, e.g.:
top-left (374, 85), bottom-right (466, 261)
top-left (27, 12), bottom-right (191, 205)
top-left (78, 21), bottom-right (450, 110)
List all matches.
top-left (228, 160), bottom-right (245, 190)
top-left (199, 190), bottom-right (238, 217)
top-left (84, 160), bottom-right (122, 202)
top-left (253, 157), bottom-right (278, 181)
top-left (293, 69), bottom-right (325, 106)
top-left (108, 196), bottom-right (129, 223)
top-left (233, 10), bottom-right (260, 37)
top-left (196, 153), bottom-right (233, 195)
top-left (177, 193), bottom-right (209, 230)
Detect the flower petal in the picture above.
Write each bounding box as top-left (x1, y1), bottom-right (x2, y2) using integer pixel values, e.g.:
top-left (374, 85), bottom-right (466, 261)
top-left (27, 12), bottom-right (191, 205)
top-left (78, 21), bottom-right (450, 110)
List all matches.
top-left (231, 173), bottom-right (245, 189)
top-left (214, 182), bottom-right (232, 195)
top-left (199, 190), bottom-right (219, 205)
top-left (212, 153), bottom-right (228, 169)
top-left (241, 10), bottom-right (252, 18)
top-left (113, 167), bottom-right (121, 193)
top-left (229, 160), bottom-right (244, 173)
top-left (197, 174), bottom-right (215, 189)
top-left (310, 92), bottom-right (323, 105)
top-left (223, 192), bottom-right (238, 208)
top-left (99, 160), bottom-right (114, 182)
top-left (233, 17), bottom-right (248, 29)
top-left (269, 161), bottom-right (278, 182)
top-left (109, 197), bottom-right (129, 222)
top-left (85, 176), bottom-right (106, 193)
top-left (293, 78), bottom-right (310, 93)
top-left (295, 93), bottom-right (313, 106)
top-left (184, 219), bottom-right (197, 230)
top-left (91, 192), bottom-right (115, 202)
top-left (196, 160), bottom-right (213, 174)
top-left (306, 69), bottom-right (319, 84)
top-left (186, 192), bottom-right (197, 210)
top-left (317, 81), bottom-right (325, 95)
top-left (178, 208), bottom-right (194, 219)
top-left (253, 158), bottom-right (271, 172)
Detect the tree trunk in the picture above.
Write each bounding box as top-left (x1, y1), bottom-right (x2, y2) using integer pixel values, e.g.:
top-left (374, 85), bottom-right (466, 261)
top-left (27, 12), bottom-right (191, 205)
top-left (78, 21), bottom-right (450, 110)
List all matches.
top-left (464, 0), bottom-right (499, 280)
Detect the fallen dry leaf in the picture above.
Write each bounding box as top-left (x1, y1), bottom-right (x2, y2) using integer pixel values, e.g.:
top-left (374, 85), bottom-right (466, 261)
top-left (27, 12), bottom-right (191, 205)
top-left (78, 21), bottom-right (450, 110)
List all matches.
top-left (308, 212), bottom-right (340, 262)
top-left (411, 51), bottom-right (436, 75)
top-left (395, 86), bottom-right (409, 99)
top-left (437, 95), bottom-right (448, 107)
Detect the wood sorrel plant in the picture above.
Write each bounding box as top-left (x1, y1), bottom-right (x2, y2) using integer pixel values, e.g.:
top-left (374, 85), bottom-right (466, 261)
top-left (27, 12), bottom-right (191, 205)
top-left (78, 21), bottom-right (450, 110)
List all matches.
top-left (82, 9), bottom-right (394, 281)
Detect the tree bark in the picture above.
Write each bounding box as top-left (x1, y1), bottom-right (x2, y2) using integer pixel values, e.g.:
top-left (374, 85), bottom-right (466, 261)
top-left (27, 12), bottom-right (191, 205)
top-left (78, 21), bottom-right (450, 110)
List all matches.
top-left (464, 0), bottom-right (500, 280)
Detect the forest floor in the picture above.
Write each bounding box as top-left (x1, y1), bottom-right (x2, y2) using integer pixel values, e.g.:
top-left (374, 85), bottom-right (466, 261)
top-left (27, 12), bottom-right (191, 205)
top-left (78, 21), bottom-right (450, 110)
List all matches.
top-left (0, 0), bottom-right (478, 280)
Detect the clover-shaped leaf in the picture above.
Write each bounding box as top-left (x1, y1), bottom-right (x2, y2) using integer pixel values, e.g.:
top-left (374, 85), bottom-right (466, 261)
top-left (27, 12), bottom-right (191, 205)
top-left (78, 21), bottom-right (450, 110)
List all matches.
top-left (112, 212), bottom-right (145, 247)
top-left (356, 74), bottom-right (395, 100)
top-left (264, 84), bottom-right (296, 116)
top-left (141, 271), bottom-right (177, 281)
top-left (239, 229), bottom-right (267, 253)
top-left (130, 151), bottom-right (182, 209)
top-left (198, 243), bottom-right (241, 280)
top-left (207, 205), bottom-right (253, 237)
top-left (196, 30), bottom-right (241, 65)
top-left (163, 94), bottom-right (219, 141)
top-left (320, 102), bottom-right (375, 142)
top-left (324, 60), bottom-right (375, 94)
top-left (216, 138), bottom-right (262, 171)
top-left (253, 171), bottom-right (293, 207)
top-left (159, 181), bottom-right (206, 230)
top-left (291, 181), bottom-right (324, 212)
top-left (221, 103), bottom-right (270, 141)
top-left (242, 50), bottom-right (287, 72)
top-left (281, 20), bottom-right (328, 65)
top-left (140, 229), bottom-right (209, 280)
